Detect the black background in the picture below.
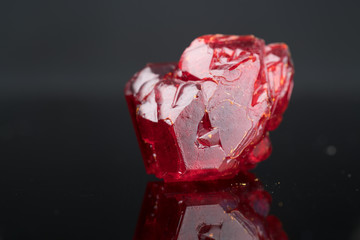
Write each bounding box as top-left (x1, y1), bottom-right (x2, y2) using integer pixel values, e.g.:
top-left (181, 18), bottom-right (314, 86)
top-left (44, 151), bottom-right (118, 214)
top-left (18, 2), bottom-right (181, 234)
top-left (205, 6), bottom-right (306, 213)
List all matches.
top-left (1, 0), bottom-right (360, 239)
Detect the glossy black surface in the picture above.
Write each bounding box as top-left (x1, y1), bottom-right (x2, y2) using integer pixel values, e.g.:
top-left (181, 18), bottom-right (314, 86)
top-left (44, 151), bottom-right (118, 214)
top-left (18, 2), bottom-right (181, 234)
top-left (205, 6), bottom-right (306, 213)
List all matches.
top-left (1, 0), bottom-right (360, 239)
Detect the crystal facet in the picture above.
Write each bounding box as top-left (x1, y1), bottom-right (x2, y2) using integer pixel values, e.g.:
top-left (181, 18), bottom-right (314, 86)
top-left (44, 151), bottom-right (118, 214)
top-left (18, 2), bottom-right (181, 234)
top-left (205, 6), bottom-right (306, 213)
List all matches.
top-left (125, 34), bottom-right (294, 182)
top-left (134, 172), bottom-right (288, 240)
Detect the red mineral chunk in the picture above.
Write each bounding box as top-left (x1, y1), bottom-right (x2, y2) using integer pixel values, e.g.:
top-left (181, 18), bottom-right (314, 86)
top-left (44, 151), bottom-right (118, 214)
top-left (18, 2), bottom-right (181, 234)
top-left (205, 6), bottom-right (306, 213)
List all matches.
top-left (134, 172), bottom-right (288, 240)
top-left (125, 34), bottom-right (294, 182)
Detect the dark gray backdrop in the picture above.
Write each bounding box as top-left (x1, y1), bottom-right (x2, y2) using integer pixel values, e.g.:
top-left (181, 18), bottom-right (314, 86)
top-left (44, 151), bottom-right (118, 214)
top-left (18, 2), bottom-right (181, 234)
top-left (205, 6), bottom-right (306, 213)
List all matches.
top-left (1, 0), bottom-right (360, 239)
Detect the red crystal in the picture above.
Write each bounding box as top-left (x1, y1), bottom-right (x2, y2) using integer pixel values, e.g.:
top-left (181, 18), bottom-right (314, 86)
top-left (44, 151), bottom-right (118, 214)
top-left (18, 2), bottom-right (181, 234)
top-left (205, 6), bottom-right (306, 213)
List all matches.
top-left (125, 34), bottom-right (294, 182)
top-left (134, 172), bottom-right (288, 240)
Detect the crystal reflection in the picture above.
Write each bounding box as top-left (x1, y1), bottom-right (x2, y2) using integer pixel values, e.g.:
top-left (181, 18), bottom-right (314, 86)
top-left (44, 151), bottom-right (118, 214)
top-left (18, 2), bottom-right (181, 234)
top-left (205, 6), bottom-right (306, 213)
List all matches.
top-left (134, 172), bottom-right (287, 240)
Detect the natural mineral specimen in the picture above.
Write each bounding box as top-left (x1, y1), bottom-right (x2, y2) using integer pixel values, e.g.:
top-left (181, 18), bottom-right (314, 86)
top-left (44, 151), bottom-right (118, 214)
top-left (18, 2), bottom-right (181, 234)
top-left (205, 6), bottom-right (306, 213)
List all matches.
top-left (134, 172), bottom-right (288, 240)
top-left (125, 34), bottom-right (294, 182)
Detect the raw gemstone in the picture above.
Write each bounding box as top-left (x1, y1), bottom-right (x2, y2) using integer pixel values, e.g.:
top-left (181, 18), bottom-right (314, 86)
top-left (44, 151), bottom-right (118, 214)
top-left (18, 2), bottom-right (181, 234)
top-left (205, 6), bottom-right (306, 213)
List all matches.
top-left (134, 172), bottom-right (288, 240)
top-left (125, 34), bottom-right (294, 182)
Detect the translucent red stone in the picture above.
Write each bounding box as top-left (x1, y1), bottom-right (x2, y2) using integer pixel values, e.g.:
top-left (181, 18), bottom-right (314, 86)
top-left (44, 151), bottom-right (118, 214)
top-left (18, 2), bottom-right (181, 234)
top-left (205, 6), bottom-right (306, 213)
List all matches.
top-left (125, 34), bottom-right (294, 182)
top-left (134, 172), bottom-right (288, 240)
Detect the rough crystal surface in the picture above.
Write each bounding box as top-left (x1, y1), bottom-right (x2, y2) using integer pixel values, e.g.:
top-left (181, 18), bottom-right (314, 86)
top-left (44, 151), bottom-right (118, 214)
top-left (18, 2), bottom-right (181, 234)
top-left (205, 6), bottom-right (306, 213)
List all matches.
top-left (134, 172), bottom-right (288, 240)
top-left (125, 34), bottom-right (294, 182)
